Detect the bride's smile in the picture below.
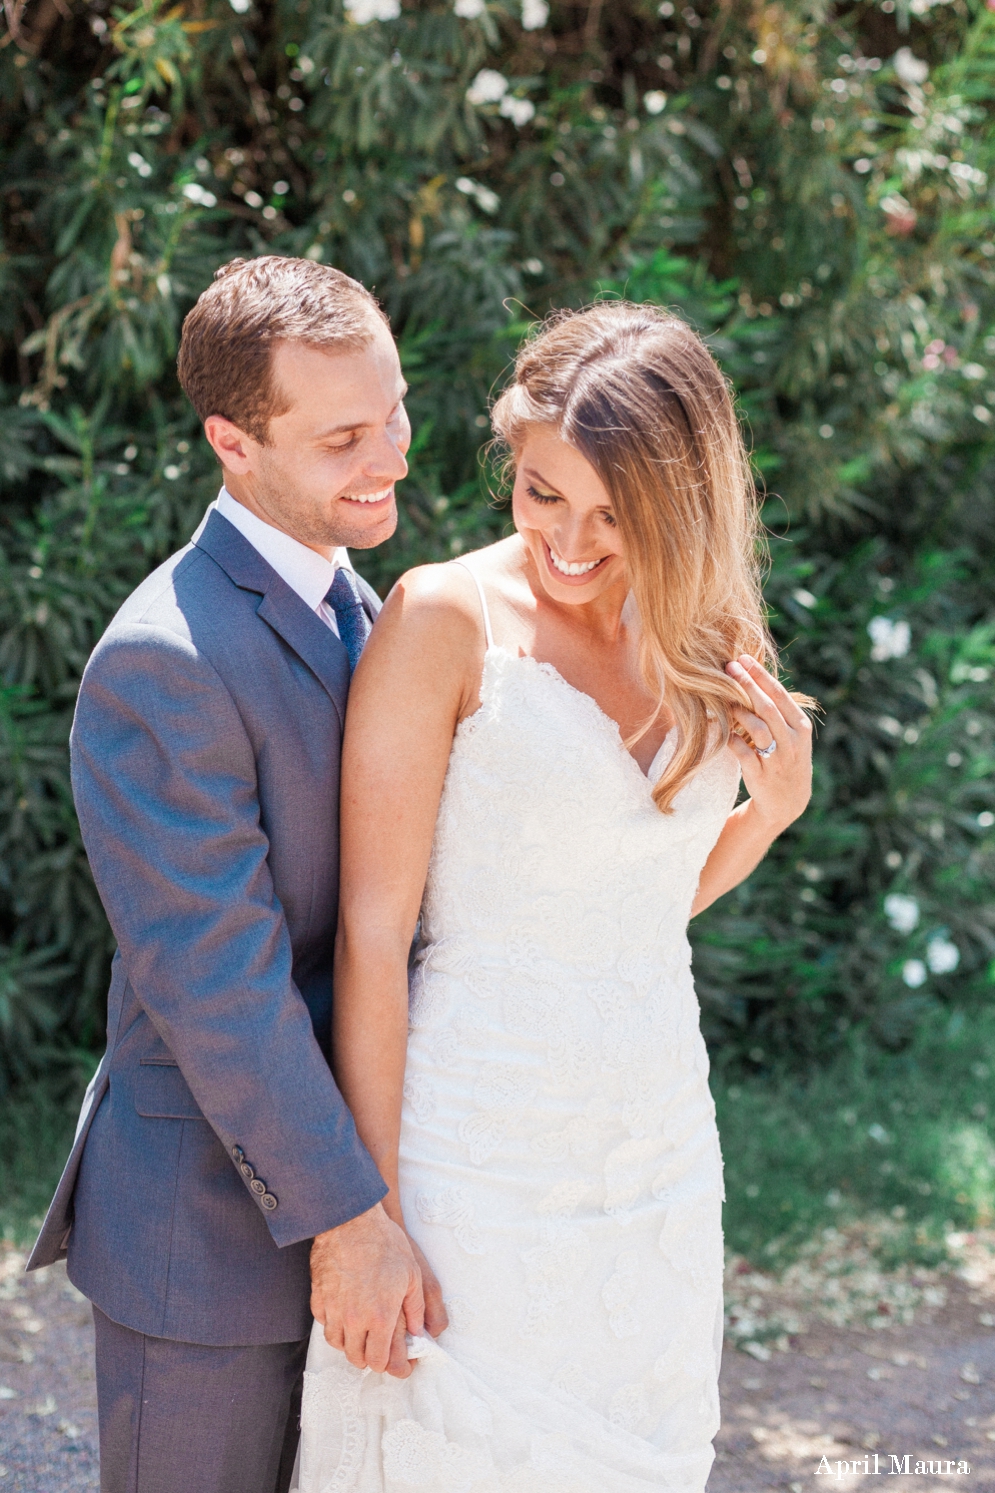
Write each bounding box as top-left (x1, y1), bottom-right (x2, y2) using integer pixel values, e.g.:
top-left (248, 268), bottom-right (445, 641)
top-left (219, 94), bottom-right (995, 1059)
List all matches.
top-left (543, 538), bottom-right (610, 580)
top-left (511, 426), bottom-right (627, 604)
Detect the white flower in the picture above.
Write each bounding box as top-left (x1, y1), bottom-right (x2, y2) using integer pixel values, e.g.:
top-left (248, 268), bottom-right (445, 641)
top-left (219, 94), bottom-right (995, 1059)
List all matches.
top-left (344, 0), bottom-right (400, 22)
top-left (521, 0), bottom-right (549, 28)
top-left (926, 937), bottom-right (960, 974)
top-left (499, 95), bottom-right (535, 126)
top-left (644, 91), bottom-right (667, 115)
top-left (868, 616), bottom-right (911, 661)
top-left (454, 0), bottom-right (485, 15)
top-left (893, 47), bottom-right (928, 85)
top-left (963, 363), bottom-right (987, 380)
top-left (182, 183), bottom-right (217, 207)
top-left (128, 152), bottom-right (153, 179)
top-left (902, 958), bottom-right (928, 988)
top-left (229, 0), bottom-right (250, 11)
top-left (455, 176), bottom-right (499, 213)
top-left (949, 161), bottom-right (986, 188)
top-left (867, 1123), bottom-right (890, 1143)
top-left (793, 588), bottom-right (817, 608)
top-left (884, 893), bottom-right (920, 934)
top-left (466, 69), bottom-right (509, 106)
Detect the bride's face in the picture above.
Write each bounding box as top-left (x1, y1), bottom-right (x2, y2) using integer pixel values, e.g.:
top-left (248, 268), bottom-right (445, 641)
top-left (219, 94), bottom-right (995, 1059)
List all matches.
top-left (511, 426), bottom-right (627, 605)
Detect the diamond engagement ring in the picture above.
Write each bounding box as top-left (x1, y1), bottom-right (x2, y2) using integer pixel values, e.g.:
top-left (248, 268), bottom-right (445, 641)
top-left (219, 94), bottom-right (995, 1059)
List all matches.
top-left (755, 739), bottom-right (778, 760)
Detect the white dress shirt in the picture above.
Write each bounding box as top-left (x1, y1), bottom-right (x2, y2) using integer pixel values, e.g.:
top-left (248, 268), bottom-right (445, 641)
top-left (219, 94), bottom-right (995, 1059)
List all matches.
top-left (194, 487), bottom-right (352, 638)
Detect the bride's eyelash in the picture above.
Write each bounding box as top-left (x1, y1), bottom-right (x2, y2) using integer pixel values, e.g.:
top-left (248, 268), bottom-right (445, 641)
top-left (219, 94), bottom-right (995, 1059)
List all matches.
top-left (526, 484), bottom-right (618, 527)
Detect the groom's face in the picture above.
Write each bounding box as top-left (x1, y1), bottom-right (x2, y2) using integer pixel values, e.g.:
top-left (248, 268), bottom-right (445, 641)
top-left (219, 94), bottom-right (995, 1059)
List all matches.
top-left (205, 318), bottom-right (410, 556)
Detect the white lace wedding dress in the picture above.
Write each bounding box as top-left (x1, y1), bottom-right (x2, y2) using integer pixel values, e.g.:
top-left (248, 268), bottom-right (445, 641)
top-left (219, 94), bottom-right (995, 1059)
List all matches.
top-left (295, 563), bottom-right (740, 1493)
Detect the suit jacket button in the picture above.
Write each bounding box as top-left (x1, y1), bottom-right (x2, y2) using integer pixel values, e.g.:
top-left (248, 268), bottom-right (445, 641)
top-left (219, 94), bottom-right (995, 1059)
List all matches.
top-left (232, 1146), bottom-right (245, 1163)
top-left (261, 1193), bottom-right (278, 1210)
top-left (250, 1178), bottom-right (266, 1196)
top-left (239, 1162), bottom-right (255, 1181)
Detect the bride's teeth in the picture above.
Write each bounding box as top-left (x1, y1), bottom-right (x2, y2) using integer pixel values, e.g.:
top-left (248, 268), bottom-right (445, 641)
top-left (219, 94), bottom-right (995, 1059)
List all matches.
top-left (345, 488), bottom-right (391, 504)
top-left (550, 550), bottom-right (603, 576)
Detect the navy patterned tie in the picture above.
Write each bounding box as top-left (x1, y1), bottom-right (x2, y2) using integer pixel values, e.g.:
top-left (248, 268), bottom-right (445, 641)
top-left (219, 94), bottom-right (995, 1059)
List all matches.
top-left (327, 566), bottom-right (372, 675)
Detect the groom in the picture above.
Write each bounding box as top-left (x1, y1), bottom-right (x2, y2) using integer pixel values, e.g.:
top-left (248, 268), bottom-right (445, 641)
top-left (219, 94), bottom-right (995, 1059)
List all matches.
top-left (27, 256), bottom-right (435, 1493)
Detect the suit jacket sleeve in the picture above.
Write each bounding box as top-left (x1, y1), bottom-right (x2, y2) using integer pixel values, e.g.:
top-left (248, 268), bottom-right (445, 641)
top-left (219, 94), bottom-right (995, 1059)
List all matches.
top-left (71, 620), bottom-right (388, 1247)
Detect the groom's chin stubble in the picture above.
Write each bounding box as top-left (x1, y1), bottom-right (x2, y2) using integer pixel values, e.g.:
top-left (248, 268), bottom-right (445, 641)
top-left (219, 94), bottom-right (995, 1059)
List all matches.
top-left (328, 498), bottom-right (399, 550)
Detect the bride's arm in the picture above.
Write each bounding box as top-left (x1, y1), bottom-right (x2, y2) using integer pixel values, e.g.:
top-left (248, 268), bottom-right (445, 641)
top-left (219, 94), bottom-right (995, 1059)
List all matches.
top-left (691, 654), bottom-right (814, 916)
top-left (331, 565), bottom-right (482, 1329)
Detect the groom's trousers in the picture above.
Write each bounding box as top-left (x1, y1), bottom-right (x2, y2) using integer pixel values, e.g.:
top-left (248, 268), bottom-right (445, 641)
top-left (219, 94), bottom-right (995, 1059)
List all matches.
top-left (93, 1307), bottom-right (309, 1493)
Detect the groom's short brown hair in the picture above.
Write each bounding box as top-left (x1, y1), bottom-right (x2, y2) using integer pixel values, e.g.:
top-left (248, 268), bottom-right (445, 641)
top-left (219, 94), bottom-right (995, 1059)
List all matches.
top-left (177, 255), bottom-right (388, 444)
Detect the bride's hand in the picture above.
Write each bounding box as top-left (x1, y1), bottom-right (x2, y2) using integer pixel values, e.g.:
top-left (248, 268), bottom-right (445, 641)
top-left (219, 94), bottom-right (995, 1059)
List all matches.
top-left (407, 1233), bottom-right (449, 1339)
top-left (725, 654), bottom-right (813, 831)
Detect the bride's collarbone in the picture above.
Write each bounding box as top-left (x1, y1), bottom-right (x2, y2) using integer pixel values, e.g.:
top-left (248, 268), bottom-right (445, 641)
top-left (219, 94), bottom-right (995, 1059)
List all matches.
top-left (464, 570), bottom-right (672, 765)
top-left (500, 639), bottom-right (672, 773)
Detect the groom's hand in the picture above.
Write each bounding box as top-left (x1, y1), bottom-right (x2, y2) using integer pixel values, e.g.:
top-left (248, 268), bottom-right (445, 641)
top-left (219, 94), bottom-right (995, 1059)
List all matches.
top-left (310, 1203), bottom-right (424, 1377)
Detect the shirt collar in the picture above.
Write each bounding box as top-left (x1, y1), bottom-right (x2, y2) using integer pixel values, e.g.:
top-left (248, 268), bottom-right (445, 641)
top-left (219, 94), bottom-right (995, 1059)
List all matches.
top-left (200, 488), bottom-right (351, 612)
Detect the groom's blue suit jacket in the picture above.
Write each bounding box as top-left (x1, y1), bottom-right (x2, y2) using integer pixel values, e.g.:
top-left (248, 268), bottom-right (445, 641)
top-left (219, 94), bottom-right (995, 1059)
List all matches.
top-left (26, 509), bottom-right (388, 1345)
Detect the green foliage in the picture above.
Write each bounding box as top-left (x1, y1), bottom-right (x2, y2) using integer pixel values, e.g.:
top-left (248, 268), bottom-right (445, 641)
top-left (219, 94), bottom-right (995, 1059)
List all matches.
top-left (693, 534), bottom-right (995, 1056)
top-left (2, 0), bottom-right (995, 1086)
top-left (717, 1003), bottom-right (995, 1264)
top-left (0, 1063), bottom-right (96, 1244)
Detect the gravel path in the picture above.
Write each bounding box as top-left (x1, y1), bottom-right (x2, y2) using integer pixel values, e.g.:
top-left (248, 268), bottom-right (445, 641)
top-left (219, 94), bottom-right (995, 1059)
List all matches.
top-left (0, 1248), bottom-right (98, 1491)
top-left (1, 1231), bottom-right (993, 1491)
top-left (714, 1257), bottom-right (995, 1490)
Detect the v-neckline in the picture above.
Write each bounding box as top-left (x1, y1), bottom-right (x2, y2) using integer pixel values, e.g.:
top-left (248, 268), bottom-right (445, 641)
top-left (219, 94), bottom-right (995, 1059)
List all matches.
top-left (487, 645), bottom-right (675, 784)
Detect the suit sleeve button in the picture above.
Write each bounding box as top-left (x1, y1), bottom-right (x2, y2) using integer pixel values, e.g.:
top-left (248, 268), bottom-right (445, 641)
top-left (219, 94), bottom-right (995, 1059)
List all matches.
top-left (232, 1146), bottom-right (245, 1163)
top-left (239, 1162), bottom-right (255, 1181)
top-left (249, 1178), bottom-right (266, 1195)
top-left (261, 1193), bottom-right (278, 1211)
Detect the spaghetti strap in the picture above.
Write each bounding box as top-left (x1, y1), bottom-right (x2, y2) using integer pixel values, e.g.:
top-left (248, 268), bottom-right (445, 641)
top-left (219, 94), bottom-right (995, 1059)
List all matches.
top-left (452, 559), bottom-right (495, 651)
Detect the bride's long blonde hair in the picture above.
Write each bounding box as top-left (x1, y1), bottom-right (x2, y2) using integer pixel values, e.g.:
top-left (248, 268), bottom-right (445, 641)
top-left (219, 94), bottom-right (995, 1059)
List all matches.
top-left (491, 301), bottom-right (782, 815)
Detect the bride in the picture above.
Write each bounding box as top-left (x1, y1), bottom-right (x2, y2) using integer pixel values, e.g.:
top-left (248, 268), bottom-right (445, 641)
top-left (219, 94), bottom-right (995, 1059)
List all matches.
top-left (296, 302), bottom-right (813, 1492)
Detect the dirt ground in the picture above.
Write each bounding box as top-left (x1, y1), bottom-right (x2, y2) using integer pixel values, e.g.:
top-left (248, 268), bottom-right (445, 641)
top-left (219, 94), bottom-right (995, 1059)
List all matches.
top-left (0, 1227), bottom-right (993, 1492)
top-left (714, 1223), bottom-right (995, 1491)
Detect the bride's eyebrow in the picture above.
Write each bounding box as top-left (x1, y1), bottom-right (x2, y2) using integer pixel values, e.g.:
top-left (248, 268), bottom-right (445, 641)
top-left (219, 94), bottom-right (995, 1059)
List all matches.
top-left (522, 467), bottom-right (563, 494)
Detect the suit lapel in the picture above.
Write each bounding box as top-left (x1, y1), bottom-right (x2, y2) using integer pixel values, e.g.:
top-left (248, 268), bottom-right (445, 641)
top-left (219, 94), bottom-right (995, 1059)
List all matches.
top-left (195, 510), bottom-right (352, 727)
top-left (257, 590), bottom-right (351, 727)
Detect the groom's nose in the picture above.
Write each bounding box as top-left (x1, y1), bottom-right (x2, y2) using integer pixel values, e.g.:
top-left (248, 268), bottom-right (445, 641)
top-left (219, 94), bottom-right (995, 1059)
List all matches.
top-left (363, 412), bottom-right (411, 482)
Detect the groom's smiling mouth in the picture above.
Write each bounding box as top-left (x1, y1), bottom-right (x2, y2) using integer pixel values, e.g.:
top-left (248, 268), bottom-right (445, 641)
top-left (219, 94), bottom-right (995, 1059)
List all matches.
top-left (339, 486), bottom-right (395, 507)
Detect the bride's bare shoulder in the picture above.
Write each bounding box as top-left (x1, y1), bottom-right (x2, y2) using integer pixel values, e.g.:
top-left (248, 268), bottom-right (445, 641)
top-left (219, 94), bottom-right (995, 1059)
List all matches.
top-left (380, 560), bottom-right (479, 642)
top-left (377, 538), bottom-right (521, 646)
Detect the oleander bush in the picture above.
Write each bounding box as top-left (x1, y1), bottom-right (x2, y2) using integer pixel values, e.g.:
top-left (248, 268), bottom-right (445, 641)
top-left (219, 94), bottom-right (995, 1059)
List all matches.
top-left (2, 0), bottom-right (995, 1089)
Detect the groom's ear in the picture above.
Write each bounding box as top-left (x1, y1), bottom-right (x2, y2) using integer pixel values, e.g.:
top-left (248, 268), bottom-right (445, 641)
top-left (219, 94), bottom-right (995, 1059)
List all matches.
top-left (203, 414), bottom-right (259, 473)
